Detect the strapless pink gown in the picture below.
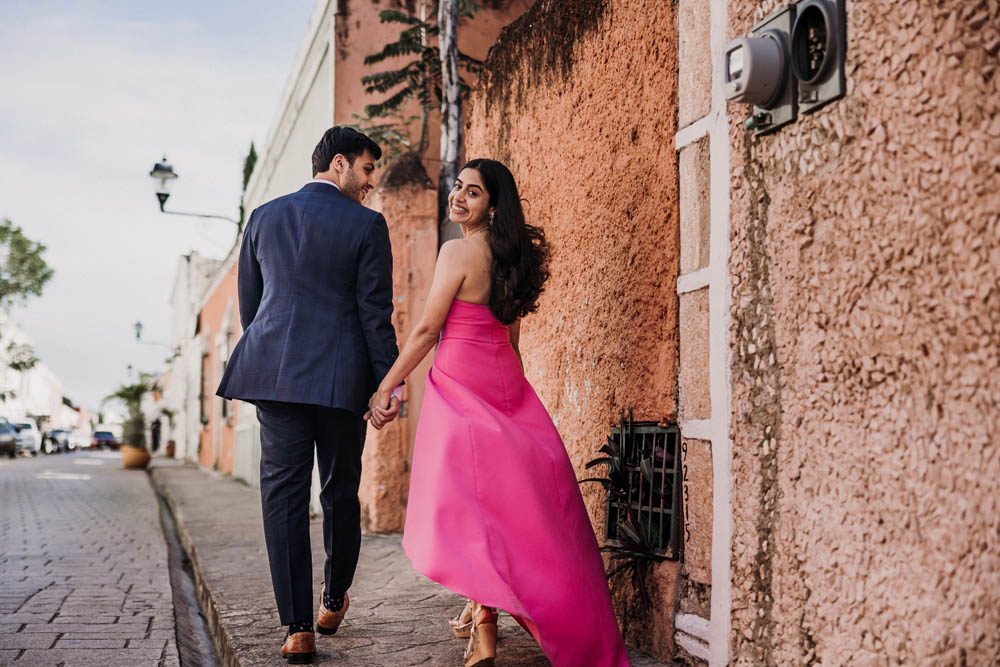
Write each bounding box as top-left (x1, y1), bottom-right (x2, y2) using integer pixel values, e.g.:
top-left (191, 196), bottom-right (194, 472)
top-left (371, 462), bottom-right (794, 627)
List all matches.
top-left (402, 300), bottom-right (630, 666)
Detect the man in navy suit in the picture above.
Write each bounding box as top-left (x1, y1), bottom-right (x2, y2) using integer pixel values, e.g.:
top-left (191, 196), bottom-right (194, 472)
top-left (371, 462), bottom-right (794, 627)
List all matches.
top-left (218, 127), bottom-right (400, 663)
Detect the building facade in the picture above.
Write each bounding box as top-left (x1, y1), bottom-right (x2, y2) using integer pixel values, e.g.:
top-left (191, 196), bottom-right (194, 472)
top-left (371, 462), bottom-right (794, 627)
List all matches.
top-left (164, 251), bottom-right (224, 462)
top-left (467, 0), bottom-right (999, 664)
top-left (159, 1), bottom-right (999, 663)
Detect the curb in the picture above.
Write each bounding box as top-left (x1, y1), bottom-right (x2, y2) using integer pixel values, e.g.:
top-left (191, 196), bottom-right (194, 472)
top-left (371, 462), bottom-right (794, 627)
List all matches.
top-left (149, 465), bottom-right (242, 667)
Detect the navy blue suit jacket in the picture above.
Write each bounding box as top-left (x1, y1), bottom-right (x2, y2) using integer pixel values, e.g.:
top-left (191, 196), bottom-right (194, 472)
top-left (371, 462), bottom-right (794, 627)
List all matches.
top-left (216, 182), bottom-right (398, 416)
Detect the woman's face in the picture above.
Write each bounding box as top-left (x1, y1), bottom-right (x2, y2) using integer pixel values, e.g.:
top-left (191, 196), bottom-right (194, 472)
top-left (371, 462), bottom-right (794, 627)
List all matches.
top-left (448, 168), bottom-right (492, 227)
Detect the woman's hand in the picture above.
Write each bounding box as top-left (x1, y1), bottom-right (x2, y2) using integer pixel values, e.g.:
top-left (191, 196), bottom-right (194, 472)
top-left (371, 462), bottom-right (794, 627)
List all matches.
top-left (364, 386), bottom-right (398, 429)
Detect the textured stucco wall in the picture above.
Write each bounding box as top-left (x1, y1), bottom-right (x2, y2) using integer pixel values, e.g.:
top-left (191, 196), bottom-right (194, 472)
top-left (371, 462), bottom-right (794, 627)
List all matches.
top-left (466, 0), bottom-right (681, 658)
top-left (727, 2), bottom-right (1000, 664)
top-left (358, 155), bottom-right (437, 533)
top-left (197, 259), bottom-right (239, 473)
top-left (335, 0), bottom-right (532, 186)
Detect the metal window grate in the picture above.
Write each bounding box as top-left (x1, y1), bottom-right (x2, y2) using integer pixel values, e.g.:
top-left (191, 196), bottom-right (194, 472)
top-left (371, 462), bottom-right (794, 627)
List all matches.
top-left (604, 413), bottom-right (682, 559)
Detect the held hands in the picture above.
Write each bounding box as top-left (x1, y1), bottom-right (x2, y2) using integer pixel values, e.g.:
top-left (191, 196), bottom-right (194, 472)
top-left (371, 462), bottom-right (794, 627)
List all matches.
top-left (363, 387), bottom-right (400, 430)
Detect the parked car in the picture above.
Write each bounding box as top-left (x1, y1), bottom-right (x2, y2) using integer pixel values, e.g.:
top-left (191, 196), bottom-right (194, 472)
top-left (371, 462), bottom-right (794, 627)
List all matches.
top-left (90, 430), bottom-right (119, 450)
top-left (0, 418), bottom-right (16, 458)
top-left (13, 420), bottom-right (41, 456)
top-left (48, 429), bottom-right (72, 453)
top-left (69, 431), bottom-right (88, 451)
top-left (40, 430), bottom-right (57, 454)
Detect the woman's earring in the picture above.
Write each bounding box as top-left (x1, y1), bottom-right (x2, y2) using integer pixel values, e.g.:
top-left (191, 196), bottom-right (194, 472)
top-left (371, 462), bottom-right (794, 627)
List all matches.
top-left (488, 211), bottom-right (495, 226)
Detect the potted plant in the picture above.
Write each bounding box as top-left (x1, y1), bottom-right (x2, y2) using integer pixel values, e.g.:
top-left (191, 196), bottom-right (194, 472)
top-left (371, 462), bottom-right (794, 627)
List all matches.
top-left (104, 377), bottom-right (155, 469)
top-left (160, 408), bottom-right (176, 458)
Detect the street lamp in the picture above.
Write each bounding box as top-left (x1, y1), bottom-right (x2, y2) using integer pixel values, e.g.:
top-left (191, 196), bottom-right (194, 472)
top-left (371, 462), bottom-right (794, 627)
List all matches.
top-left (148, 155), bottom-right (239, 228)
top-left (134, 320), bottom-right (177, 356)
top-left (149, 156), bottom-right (178, 212)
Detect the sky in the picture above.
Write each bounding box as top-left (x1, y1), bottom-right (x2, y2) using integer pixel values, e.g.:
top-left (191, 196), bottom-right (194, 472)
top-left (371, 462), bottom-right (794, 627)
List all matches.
top-left (0, 0), bottom-right (317, 410)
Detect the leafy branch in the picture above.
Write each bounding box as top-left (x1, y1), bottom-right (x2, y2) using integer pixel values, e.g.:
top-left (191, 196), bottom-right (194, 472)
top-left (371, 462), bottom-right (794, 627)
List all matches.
top-left (103, 374), bottom-right (157, 449)
top-left (359, 2), bottom-right (483, 157)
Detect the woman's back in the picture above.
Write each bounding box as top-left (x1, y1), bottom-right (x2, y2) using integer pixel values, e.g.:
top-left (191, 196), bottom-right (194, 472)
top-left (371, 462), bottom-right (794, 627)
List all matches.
top-left (449, 235), bottom-right (493, 306)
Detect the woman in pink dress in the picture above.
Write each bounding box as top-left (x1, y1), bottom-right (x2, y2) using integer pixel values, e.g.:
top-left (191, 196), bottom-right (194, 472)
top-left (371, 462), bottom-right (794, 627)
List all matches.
top-left (365, 159), bottom-right (629, 667)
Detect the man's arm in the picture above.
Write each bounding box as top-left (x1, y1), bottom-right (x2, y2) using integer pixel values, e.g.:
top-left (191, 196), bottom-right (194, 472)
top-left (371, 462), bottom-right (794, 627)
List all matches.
top-left (356, 213), bottom-right (399, 387)
top-left (238, 213), bottom-right (263, 330)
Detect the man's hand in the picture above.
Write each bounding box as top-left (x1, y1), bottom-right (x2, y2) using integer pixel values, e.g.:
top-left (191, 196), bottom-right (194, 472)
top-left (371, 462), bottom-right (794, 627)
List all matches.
top-left (363, 388), bottom-right (400, 430)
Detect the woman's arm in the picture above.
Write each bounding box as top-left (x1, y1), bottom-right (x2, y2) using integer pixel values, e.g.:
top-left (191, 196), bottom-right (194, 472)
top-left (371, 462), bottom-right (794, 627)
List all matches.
top-left (366, 241), bottom-right (468, 418)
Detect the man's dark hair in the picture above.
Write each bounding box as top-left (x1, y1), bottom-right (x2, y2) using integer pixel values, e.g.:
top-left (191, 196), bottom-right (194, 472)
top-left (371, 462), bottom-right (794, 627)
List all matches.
top-left (311, 126), bottom-right (382, 176)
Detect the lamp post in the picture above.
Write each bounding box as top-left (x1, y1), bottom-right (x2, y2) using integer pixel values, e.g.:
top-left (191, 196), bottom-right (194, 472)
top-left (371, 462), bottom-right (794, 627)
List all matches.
top-left (148, 156), bottom-right (240, 229)
top-left (134, 320), bottom-right (178, 356)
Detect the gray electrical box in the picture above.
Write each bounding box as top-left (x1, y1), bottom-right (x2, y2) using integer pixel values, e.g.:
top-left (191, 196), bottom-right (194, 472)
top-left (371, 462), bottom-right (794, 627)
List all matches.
top-left (791, 0), bottom-right (847, 113)
top-left (724, 4), bottom-right (797, 136)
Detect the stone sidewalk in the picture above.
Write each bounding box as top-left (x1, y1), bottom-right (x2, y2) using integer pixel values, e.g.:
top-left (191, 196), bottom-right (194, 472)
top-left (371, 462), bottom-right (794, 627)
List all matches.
top-left (151, 460), bottom-right (664, 666)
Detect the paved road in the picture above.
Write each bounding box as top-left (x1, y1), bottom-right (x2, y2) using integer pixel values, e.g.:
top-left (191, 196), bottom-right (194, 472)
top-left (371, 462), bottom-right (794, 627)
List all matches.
top-left (0, 450), bottom-right (179, 667)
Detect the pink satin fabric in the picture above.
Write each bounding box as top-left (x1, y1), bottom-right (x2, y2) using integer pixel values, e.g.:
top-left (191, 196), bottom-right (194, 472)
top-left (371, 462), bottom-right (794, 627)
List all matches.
top-left (402, 300), bottom-right (630, 666)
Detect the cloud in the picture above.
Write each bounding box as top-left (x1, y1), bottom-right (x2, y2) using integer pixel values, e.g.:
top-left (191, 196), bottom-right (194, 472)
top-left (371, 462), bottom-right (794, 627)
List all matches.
top-left (0, 1), bottom-right (313, 409)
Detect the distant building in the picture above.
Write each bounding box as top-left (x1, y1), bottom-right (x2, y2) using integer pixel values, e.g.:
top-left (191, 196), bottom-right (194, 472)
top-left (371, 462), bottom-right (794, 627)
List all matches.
top-left (161, 251), bottom-right (225, 461)
top-left (0, 318), bottom-right (65, 427)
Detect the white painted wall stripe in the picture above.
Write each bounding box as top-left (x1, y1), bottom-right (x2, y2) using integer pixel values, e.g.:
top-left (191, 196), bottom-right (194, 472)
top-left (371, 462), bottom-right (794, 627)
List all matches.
top-left (675, 111), bottom-right (717, 150)
top-left (680, 418), bottom-right (714, 441)
top-left (677, 631), bottom-right (713, 662)
top-left (708, 0), bottom-right (734, 664)
top-left (677, 613), bottom-right (712, 642)
top-left (677, 268), bottom-right (711, 294)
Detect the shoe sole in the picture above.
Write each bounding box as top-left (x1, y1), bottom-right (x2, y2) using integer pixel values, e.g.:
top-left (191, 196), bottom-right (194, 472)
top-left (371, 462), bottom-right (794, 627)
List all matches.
top-left (316, 624), bottom-right (339, 636)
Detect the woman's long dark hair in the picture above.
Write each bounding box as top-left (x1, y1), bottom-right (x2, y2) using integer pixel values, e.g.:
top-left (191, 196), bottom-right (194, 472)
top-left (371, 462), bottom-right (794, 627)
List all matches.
top-left (461, 159), bottom-right (550, 325)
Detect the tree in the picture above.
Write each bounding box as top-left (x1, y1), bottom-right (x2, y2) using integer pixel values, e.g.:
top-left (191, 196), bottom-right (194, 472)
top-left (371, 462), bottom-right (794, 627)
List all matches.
top-left (357, 1), bottom-right (482, 175)
top-left (0, 219), bottom-right (53, 311)
top-left (0, 219), bottom-right (53, 399)
top-left (438, 0), bottom-right (462, 245)
top-left (238, 141), bottom-right (258, 234)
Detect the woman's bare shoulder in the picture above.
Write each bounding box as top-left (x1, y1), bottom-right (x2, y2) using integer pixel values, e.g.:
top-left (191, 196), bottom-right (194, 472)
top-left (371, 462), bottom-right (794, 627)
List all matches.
top-left (439, 237), bottom-right (489, 266)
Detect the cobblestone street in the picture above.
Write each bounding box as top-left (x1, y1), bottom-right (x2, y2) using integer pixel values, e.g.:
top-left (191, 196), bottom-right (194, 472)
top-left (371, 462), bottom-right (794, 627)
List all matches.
top-left (0, 451), bottom-right (179, 666)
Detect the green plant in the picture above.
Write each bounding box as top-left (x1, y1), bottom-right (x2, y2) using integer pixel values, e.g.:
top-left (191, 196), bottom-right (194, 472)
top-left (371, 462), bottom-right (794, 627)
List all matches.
top-left (160, 407), bottom-right (176, 429)
top-left (238, 141), bottom-right (258, 233)
top-left (0, 219), bottom-right (53, 309)
top-left (344, 111), bottom-right (421, 167)
top-left (0, 219), bottom-right (53, 400)
top-left (580, 409), bottom-right (669, 609)
top-left (104, 376), bottom-right (156, 448)
top-left (360, 2), bottom-right (483, 157)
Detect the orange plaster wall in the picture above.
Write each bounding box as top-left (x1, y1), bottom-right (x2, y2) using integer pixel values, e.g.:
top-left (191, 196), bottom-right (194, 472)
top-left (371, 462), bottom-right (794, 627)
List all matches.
top-left (465, 0), bottom-right (681, 658)
top-left (358, 157), bottom-right (438, 533)
top-left (197, 258), bottom-right (239, 473)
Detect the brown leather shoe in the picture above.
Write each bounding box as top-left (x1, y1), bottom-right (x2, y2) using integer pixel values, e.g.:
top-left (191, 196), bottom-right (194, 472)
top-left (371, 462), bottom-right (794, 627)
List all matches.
top-left (280, 631), bottom-right (315, 664)
top-left (317, 592), bottom-right (349, 636)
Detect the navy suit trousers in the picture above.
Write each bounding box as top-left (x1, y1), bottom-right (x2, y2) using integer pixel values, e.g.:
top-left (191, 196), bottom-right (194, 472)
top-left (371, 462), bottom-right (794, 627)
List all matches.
top-left (256, 400), bottom-right (366, 625)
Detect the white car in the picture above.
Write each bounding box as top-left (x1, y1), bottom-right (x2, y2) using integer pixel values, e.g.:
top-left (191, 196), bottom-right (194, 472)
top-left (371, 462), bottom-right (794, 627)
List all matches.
top-left (69, 431), bottom-right (88, 451)
top-left (13, 420), bottom-right (41, 456)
